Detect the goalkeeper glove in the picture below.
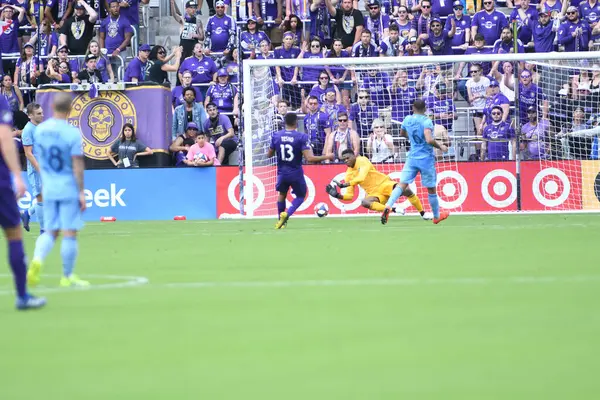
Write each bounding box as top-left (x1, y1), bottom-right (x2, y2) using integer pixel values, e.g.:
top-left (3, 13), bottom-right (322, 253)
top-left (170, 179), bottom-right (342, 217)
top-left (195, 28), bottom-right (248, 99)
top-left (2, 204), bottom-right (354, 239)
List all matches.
top-left (333, 179), bottom-right (350, 188)
top-left (326, 184), bottom-right (343, 199)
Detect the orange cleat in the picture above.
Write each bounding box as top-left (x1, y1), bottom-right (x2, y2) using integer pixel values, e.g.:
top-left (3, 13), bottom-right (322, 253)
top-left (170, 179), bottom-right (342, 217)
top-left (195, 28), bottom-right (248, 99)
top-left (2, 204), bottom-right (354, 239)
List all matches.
top-left (433, 210), bottom-right (450, 225)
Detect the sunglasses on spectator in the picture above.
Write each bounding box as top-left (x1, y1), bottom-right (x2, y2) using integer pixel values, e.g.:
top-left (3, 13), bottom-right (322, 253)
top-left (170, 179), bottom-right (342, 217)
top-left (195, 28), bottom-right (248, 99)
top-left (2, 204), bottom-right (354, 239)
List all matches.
top-left (338, 118), bottom-right (348, 122)
top-left (431, 23), bottom-right (441, 28)
top-left (319, 76), bottom-right (329, 80)
top-left (484, 1), bottom-right (493, 4)
top-left (470, 70), bottom-right (479, 74)
top-left (358, 95), bottom-right (369, 99)
top-left (491, 112), bottom-right (501, 115)
top-left (521, 74), bottom-right (531, 78)
top-left (567, 11), bottom-right (576, 14)
top-left (311, 44), bottom-right (321, 48)
top-left (421, 5), bottom-right (431, 8)
top-left (158, 50), bottom-right (166, 55)
top-left (399, 10), bottom-right (407, 13)
top-left (454, 6), bottom-right (463, 10)
top-left (369, 5), bottom-right (379, 9)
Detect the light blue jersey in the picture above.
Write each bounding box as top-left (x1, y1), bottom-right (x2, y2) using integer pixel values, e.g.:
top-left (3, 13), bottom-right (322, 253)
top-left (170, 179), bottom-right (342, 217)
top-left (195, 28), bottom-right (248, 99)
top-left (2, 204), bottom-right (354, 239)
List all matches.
top-left (400, 114), bottom-right (437, 188)
top-left (22, 121), bottom-right (42, 198)
top-left (35, 118), bottom-right (83, 201)
top-left (402, 114), bottom-right (435, 160)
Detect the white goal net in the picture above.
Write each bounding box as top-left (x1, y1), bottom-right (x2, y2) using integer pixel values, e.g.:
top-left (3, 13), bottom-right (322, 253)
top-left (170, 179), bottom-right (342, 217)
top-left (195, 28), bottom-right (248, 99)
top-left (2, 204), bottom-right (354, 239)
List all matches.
top-left (241, 52), bottom-right (600, 218)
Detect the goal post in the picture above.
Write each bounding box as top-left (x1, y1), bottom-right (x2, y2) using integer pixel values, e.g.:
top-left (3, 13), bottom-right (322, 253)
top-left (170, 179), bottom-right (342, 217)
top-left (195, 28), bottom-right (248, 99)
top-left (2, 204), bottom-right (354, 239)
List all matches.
top-left (240, 52), bottom-right (600, 218)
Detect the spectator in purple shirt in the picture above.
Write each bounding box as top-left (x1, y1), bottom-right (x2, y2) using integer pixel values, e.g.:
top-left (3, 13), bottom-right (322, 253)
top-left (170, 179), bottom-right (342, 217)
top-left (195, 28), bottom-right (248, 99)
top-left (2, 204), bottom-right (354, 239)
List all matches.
top-left (274, 31), bottom-right (301, 108)
top-left (419, 16), bottom-right (456, 56)
top-left (56, 44), bottom-right (79, 81)
top-left (204, 102), bottom-right (238, 165)
top-left (299, 38), bottom-right (325, 92)
top-left (529, 11), bottom-right (557, 53)
top-left (410, 0), bottom-right (433, 38)
top-left (493, 27), bottom-right (525, 54)
top-left (124, 43), bottom-right (150, 82)
top-left (349, 88), bottom-right (379, 139)
top-left (579, 0), bottom-right (600, 41)
top-left (558, 6), bottom-right (591, 51)
top-left (309, 0), bottom-right (333, 46)
top-left (240, 17), bottom-right (270, 56)
top-left (1, 5), bottom-right (25, 77)
top-left (482, 105), bottom-right (516, 161)
top-left (280, 13), bottom-right (305, 46)
top-left (178, 42), bottom-right (218, 97)
top-left (365, 0), bottom-right (391, 46)
top-left (308, 71), bottom-right (336, 105)
top-left (471, 0), bottom-right (508, 45)
top-left (352, 29), bottom-right (380, 57)
top-left (172, 70), bottom-right (203, 108)
top-left (446, 0), bottom-right (471, 54)
top-left (99, 1), bottom-right (134, 73)
top-left (521, 106), bottom-right (550, 159)
top-left (204, 67), bottom-right (239, 116)
top-left (204, 0), bottom-right (236, 55)
top-left (510, 0), bottom-right (538, 50)
top-left (302, 95), bottom-right (331, 155)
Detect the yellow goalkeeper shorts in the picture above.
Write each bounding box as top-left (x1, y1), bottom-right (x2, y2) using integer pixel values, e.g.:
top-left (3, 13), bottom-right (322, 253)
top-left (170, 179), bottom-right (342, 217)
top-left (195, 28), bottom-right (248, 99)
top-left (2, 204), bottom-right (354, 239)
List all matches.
top-left (369, 180), bottom-right (397, 204)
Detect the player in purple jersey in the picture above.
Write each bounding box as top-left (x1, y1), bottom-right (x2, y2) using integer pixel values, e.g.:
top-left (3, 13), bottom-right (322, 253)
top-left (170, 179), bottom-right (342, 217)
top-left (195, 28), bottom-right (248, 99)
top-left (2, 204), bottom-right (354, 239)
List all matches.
top-left (268, 113), bottom-right (333, 229)
top-left (0, 96), bottom-right (46, 310)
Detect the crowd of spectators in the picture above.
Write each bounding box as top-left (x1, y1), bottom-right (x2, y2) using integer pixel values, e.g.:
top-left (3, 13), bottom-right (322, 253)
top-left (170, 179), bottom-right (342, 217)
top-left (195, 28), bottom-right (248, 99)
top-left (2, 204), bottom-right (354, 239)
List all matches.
top-left (8, 0), bottom-right (600, 168)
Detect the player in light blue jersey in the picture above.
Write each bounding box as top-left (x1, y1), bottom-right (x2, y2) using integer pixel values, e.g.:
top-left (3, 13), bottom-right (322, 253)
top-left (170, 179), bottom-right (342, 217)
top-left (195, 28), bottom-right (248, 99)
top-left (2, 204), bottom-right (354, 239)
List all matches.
top-left (20, 103), bottom-right (45, 234)
top-left (27, 93), bottom-right (90, 288)
top-left (381, 99), bottom-right (450, 225)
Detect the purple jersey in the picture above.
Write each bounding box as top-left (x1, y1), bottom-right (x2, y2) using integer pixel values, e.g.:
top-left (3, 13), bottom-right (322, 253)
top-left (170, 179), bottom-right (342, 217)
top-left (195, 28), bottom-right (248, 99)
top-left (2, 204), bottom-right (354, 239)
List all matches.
top-left (522, 119), bottom-right (549, 159)
top-left (120, 0), bottom-right (140, 25)
top-left (530, 19), bottom-right (555, 53)
top-left (0, 18), bottom-right (20, 57)
top-left (510, 6), bottom-right (538, 44)
top-left (493, 38), bottom-right (525, 54)
top-left (240, 30), bottom-right (270, 52)
top-left (206, 83), bottom-right (237, 112)
top-left (362, 72), bottom-right (391, 109)
top-left (432, 0), bottom-right (452, 17)
top-left (178, 56), bottom-right (218, 83)
top-left (483, 121), bottom-right (514, 161)
top-left (349, 103), bottom-right (379, 138)
top-left (39, 32), bottom-right (59, 61)
top-left (446, 14), bottom-right (471, 48)
top-left (365, 14), bottom-right (391, 45)
top-left (124, 57), bottom-right (147, 82)
top-left (325, 50), bottom-right (350, 80)
top-left (431, 97), bottom-right (456, 130)
top-left (465, 46), bottom-right (492, 76)
top-left (0, 96), bottom-right (14, 190)
top-left (390, 86), bottom-right (418, 122)
top-left (100, 15), bottom-right (134, 54)
top-left (273, 45), bottom-right (301, 81)
top-left (320, 103), bottom-right (347, 131)
top-left (270, 129), bottom-right (310, 175)
top-left (47, 0), bottom-right (70, 19)
top-left (518, 83), bottom-right (546, 122)
top-left (352, 42), bottom-right (379, 58)
top-left (289, 0), bottom-right (309, 19)
top-left (580, 1), bottom-right (600, 29)
top-left (257, 0), bottom-right (278, 21)
top-left (425, 30), bottom-right (454, 56)
top-left (303, 110), bottom-right (331, 143)
top-left (472, 10), bottom-right (508, 45)
top-left (558, 19), bottom-right (591, 51)
top-left (483, 93), bottom-right (510, 125)
top-left (206, 14), bottom-right (236, 52)
top-left (308, 85), bottom-right (335, 105)
top-left (301, 52), bottom-right (324, 82)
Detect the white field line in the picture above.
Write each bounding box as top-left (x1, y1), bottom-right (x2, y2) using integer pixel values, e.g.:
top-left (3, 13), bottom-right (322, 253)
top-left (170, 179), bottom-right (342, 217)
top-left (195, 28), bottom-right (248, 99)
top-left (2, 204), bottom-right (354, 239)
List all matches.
top-left (82, 222), bottom-right (592, 237)
top-left (0, 274), bottom-right (149, 296)
top-left (159, 275), bottom-right (600, 289)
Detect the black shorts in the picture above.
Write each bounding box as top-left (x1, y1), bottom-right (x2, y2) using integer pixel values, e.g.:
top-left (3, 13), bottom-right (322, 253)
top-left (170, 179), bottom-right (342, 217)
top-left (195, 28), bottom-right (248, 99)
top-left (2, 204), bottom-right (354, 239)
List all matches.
top-left (218, 138), bottom-right (238, 165)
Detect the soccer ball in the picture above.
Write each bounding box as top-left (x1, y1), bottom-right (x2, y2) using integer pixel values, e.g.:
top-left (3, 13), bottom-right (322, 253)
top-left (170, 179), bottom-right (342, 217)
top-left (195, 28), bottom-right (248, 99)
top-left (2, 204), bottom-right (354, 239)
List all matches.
top-left (314, 202), bottom-right (329, 217)
top-left (194, 153), bottom-right (208, 163)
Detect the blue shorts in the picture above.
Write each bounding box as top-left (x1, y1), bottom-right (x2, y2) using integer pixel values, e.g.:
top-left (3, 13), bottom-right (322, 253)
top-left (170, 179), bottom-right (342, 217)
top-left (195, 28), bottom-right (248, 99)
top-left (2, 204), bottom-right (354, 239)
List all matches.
top-left (44, 199), bottom-right (83, 232)
top-left (27, 169), bottom-right (41, 198)
top-left (276, 174), bottom-right (307, 199)
top-left (400, 157), bottom-right (437, 188)
top-left (0, 187), bottom-right (21, 229)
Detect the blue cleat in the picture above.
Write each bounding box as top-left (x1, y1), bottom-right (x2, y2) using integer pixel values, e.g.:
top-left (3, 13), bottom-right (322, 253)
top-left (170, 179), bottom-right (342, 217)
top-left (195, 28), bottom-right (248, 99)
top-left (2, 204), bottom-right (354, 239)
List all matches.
top-left (20, 210), bottom-right (30, 232)
top-left (15, 295), bottom-right (47, 311)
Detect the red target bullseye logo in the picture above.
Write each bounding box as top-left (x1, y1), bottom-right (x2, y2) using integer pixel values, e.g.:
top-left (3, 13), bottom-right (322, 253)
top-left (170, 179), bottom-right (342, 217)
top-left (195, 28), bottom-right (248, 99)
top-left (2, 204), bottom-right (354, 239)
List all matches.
top-left (481, 169), bottom-right (517, 208)
top-left (532, 168), bottom-right (570, 207)
top-left (436, 171), bottom-right (468, 209)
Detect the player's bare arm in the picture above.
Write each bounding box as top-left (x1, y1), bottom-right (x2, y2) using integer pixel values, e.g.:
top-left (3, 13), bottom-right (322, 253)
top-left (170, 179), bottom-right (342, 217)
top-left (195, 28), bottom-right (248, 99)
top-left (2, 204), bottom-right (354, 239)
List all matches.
top-left (302, 148), bottom-right (333, 163)
top-left (73, 156), bottom-right (86, 212)
top-left (424, 127), bottom-right (447, 153)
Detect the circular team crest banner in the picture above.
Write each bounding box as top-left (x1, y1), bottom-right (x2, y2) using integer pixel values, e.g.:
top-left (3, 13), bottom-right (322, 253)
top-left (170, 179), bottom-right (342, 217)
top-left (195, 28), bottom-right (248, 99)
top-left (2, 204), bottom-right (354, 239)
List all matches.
top-left (36, 86), bottom-right (172, 160)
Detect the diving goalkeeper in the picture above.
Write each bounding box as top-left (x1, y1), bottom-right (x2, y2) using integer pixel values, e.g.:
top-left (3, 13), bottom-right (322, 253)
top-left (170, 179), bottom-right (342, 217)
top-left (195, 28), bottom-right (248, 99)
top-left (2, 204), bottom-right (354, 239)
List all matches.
top-left (325, 149), bottom-right (432, 219)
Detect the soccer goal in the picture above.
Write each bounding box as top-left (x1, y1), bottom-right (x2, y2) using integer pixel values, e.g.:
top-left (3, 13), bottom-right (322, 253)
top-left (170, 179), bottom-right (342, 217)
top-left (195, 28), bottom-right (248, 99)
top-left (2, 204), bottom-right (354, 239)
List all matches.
top-left (240, 52), bottom-right (600, 218)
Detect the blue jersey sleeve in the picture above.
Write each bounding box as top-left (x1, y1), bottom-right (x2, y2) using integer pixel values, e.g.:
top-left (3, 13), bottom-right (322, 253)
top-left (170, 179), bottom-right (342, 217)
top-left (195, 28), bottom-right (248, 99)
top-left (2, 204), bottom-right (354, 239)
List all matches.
top-left (424, 118), bottom-right (434, 132)
top-left (70, 129), bottom-right (83, 157)
top-left (22, 124), bottom-right (33, 146)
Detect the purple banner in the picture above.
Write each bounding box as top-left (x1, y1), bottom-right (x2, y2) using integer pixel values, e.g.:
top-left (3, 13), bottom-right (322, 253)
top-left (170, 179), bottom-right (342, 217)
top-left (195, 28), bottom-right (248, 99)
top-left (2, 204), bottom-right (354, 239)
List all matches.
top-left (36, 86), bottom-right (172, 160)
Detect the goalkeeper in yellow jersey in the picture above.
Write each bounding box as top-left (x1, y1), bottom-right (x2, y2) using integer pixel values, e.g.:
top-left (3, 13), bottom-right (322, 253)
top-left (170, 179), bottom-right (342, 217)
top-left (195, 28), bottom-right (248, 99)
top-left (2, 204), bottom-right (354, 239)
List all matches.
top-left (325, 149), bottom-right (432, 220)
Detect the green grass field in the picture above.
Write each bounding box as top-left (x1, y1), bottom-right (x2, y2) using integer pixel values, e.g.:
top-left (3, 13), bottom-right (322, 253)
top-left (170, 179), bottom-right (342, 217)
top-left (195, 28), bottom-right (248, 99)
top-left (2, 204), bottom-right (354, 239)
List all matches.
top-left (1, 213), bottom-right (599, 399)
